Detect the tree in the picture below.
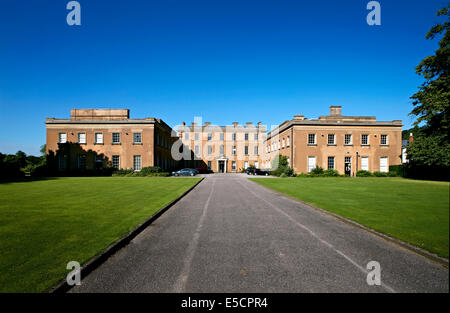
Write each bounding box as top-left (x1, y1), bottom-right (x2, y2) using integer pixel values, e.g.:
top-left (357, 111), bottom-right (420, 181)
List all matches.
top-left (408, 5), bottom-right (450, 167)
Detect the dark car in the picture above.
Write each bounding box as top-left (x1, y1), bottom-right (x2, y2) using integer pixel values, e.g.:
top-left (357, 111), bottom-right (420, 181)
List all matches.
top-left (247, 168), bottom-right (270, 176)
top-left (172, 168), bottom-right (198, 176)
top-left (196, 166), bottom-right (210, 174)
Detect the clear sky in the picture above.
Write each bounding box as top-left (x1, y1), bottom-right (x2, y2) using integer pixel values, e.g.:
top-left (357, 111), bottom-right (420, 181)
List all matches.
top-left (0, 0), bottom-right (447, 155)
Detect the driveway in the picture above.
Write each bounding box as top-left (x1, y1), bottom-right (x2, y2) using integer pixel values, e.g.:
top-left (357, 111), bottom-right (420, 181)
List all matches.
top-left (71, 174), bottom-right (448, 292)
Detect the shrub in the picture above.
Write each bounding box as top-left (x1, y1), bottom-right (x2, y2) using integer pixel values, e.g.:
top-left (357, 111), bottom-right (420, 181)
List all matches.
top-left (310, 166), bottom-right (324, 175)
top-left (387, 171), bottom-right (398, 177)
top-left (356, 170), bottom-right (373, 177)
top-left (389, 165), bottom-right (404, 177)
top-left (139, 166), bottom-right (162, 175)
top-left (279, 173), bottom-right (287, 178)
top-left (373, 171), bottom-right (388, 177)
top-left (323, 169), bottom-right (340, 177)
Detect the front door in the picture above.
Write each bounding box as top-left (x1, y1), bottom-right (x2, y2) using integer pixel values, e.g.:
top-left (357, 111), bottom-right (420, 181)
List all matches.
top-left (219, 160), bottom-right (224, 173)
top-left (345, 156), bottom-right (351, 176)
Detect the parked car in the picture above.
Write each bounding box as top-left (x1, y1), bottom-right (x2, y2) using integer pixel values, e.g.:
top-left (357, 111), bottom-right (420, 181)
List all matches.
top-left (196, 166), bottom-right (211, 174)
top-left (172, 168), bottom-right (198, 176)
top-left (247, 168), bottom-right (270, 176)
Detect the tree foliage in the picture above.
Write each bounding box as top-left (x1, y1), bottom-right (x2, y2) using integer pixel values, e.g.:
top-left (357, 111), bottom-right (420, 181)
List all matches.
top-left (408, 6), bottom-right (450, 167)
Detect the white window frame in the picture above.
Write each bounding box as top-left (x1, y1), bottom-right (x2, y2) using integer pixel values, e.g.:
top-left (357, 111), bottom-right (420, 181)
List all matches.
top-left (232, 161), bottom-right (236, 171)
top-left (282, 138), bottom-right (285, 148)
top-left (244, 161), bottom-right (249, 169)
top-left (344, 134), bottom-right (352, 145)
top-left (78, 133), bottom-right (86, 144)
top-left (380, 157), bottom-right (388, 173)
top-left (307, 156), bottom-right (316, 173)
top-left (380, 134), bottom-right (388, 146)
top-left (133, 133), bottom-right (142, 144)
top-left (328, 134), bottom-right (335, 145)
top-left (287, 136), bottom-right (290, 147)
top-left (133, 155), bottom-right (142, 171)
top-left (59, 133), bottom-right (67, 144)
top-left (112, 132), bottom-right (120, 144)
top-left (361, 134), bottom-right (369, 146)
top-left (361, 157), bottom-right (369, 171)
top-left (95, 133), bottom-right (103, 144)
top-left (327, 156), bottom-right (335, 169)
top-left (112, 155), bottom-right (120, 169)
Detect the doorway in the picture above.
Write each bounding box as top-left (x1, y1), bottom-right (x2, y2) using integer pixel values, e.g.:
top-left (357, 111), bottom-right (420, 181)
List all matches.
top-left (218, 160), bottom-right (225, 173)
top-left (345, 156), bottom-right (352, 176)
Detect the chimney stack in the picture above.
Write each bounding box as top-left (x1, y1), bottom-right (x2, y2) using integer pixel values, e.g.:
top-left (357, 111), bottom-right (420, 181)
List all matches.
top-left (330, 106), bottom-right (342, 116)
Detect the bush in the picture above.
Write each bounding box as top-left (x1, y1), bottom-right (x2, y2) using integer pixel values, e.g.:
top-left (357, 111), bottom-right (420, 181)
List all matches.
top-left (323, 169), bottom-right (340, 177)
top-left (279, 173), bottom-right (287, 178)
top-left (310, 166), bottom-right (324, 175)
top-left (373, 171), bottom-right (388, 177)
top-left (389, 165), bottom-right (404, 177)
top-left (387, 171), bottom-right (398, 177)
top-left (139, 166), bottom-right (162, 175)
top-left (356, 170), bottom-right (373, 177)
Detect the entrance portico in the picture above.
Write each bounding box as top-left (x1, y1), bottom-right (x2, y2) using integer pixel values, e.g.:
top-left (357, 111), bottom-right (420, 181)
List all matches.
top-left (217, 156), bottom-right (228, 173)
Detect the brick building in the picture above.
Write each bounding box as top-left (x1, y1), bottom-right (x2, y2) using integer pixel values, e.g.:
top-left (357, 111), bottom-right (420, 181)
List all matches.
top-left (177, 121), bottom-right (267, 173)
top-left (46, 106), bottom-right (402, 175)
top-left (264, 106), bottom-right (403, 175)
top-left (45, 109), bottom-right (177, 172)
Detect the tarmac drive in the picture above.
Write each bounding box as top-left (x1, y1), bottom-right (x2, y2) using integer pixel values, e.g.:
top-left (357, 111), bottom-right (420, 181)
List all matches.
top-left (71, 174), bottom-right (448, 293)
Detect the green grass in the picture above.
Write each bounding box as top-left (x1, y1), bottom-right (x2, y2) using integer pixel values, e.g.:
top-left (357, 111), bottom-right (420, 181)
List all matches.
top-left (250, 177), bottom-right (449, 258)
top-left (0, 177), bottom-right (200, 292)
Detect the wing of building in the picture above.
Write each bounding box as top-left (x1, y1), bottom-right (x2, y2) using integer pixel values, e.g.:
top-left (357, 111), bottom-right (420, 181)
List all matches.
top-left (45, 109), bottom-right (177, 172)
top-left (265, 106), bottom-right (403, 175)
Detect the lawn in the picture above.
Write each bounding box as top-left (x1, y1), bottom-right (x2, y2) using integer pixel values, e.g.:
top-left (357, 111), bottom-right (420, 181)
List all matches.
top-left (0, 177), bottom-right (200, 292)
top-left (250, 177), bottom-right (449, 258)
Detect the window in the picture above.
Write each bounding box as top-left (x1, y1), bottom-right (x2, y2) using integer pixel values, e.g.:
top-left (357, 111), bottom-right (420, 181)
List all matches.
top-left (195, 133), bottom-right (199, 140)
top-left (59, 154), bottom-right (68, 170)
top-left (380, 134), bottom-right (388, 145)
top-left (112, 155), bottom-right (120, 169)
top-left (133, 133), bottom-right (142, 144)
top-left (287, 157), bottom-right (290, 167)
top-left (245, 133), bottom-right (249, 141)
top-left (361, 157), bottom-right (369, 171)
top-left (327, 156), bottom-right (335, 169)
top-left (78, 133), bottom-right (86, 144)
top-left (282, 138), bottom-right (285, 148)
top-left (345, 134), bottom-right (352, 145)
top-left (328, 134), bottom-right (335, 145)
top-left (361, 134), bottom-right (369, 145)
top-left (112, 133), bottom-right (120, 144)
top-left (307, 156), bottom-right (316, 173)
top-left (207, 133), bottom-right (212, 141)
top-left (278, 141), bottom-right (280, 150)
top-left (232, 161), bottom-right (236, 171)
top-left (95, 133), bottom-right (103, 144)
top-left (232, 133), bottom-right (236, 141)
top-left (220, 145), bottom-right (224, 155)
top-left (156, 135), bottom-right (160, 145)
top-left (254, 133), bottom-right (258, 140)
top-left (287, 136), bottom-right (290, 147)
top-left (78, 155), bottom-right (86, 169)
top-left (58, 133), bottom-right (67, 143)
top-left (208, 146), bottom-right (212, 155)
top-left (133, 155), bottom-right (142, 171)
top-left (245, 146), bottom-right (249, 155)
top-left (308, 134), bottom-right (316, 145)
top-left (185, 133), bottom-right (189, 140)
top-left (207, 161), bottom-right (212, 169)
top-left (244, 161), bottom-right (249, 169)
top-left (380, 157), bottom-right (388, 172)
top-left (254, 146), bottom-right (258, 155)
top-left (220, 133), bottom-right (224, 141)
top-left (232, 146), bottom-right (236, 155)
top-left (194, 145), bottom-right (199, 155)
top-left (254, 161), bottom-right (259, 168)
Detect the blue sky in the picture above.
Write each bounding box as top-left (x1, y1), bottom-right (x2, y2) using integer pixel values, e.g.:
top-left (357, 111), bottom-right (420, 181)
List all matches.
top-left (0, 0), bottom-right (447, 155)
